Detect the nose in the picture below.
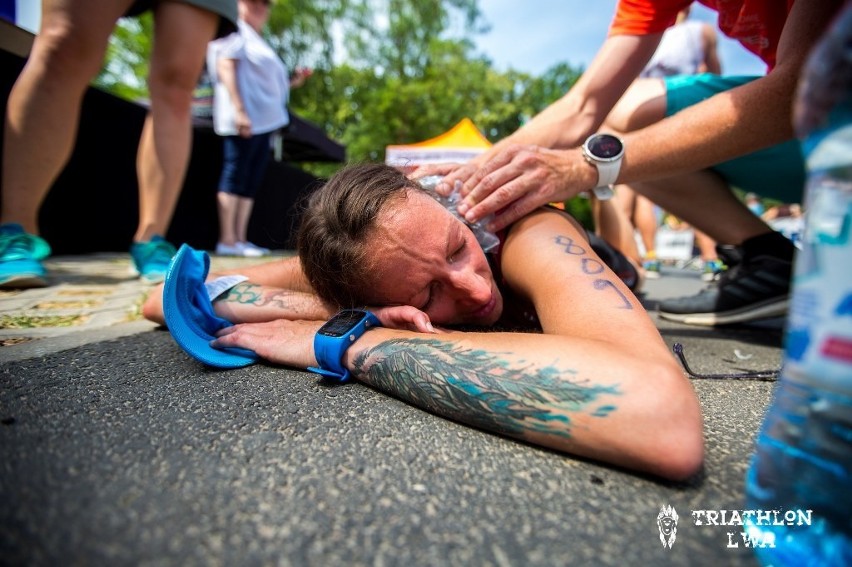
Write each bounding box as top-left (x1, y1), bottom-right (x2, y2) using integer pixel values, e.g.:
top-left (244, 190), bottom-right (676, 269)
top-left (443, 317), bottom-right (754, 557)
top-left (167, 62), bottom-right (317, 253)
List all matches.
top-left (447, 267), bottom-right (491, 306)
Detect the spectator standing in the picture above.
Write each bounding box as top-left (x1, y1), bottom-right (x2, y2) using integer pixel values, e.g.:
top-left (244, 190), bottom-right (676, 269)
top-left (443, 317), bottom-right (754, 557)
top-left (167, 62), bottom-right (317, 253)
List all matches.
top-left (0, 0), bottom-right (237, 286)
top-left (207, 0), bottom-right (309, 257)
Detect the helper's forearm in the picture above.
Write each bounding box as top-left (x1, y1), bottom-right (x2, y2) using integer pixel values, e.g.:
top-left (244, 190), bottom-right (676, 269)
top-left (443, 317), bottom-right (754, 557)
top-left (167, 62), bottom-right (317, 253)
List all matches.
top-left (473, 33), bottom-right (660, 166)
top-left (620, 74), bottom-right (795, 184)
top-left (620, 0), bottom-right (840, 185)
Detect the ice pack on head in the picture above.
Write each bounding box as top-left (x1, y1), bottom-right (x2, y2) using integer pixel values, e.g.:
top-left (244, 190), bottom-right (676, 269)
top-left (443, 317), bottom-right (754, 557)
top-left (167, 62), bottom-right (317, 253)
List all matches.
top-left (418, 176), bottom-right (500, 253)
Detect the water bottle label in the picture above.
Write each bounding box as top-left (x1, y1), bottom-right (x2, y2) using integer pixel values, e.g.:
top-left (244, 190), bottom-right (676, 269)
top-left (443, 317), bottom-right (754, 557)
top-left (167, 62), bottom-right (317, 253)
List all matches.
top-left (784, 154), bottom-right (852, 387)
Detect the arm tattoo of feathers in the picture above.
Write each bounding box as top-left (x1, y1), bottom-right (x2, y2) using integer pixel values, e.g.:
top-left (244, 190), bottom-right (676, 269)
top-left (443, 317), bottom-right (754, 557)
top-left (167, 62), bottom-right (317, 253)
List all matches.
top-left (352, 339), bottom-right (620, 439)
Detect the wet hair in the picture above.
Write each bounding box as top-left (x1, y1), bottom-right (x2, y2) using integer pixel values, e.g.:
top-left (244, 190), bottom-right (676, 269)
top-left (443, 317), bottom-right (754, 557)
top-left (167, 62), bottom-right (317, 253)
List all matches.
top-left (297, 162), bottom-right (424, 308)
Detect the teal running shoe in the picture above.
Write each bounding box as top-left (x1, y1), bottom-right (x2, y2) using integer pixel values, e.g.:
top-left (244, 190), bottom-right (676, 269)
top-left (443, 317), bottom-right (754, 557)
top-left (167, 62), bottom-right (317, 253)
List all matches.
top-left (701, 259), bottom-right (727, 282)
top-left (130, 235), bottom-right (177, 283)
top-left (642, 258), bottom-right (661, 279)
top-left (0, 223), bottom-right (51, 288)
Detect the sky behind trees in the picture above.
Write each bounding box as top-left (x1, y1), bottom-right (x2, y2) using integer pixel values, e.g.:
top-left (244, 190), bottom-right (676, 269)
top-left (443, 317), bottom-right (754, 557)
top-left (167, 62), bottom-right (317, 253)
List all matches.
top-left (473, 0), bottom-right (766, 77)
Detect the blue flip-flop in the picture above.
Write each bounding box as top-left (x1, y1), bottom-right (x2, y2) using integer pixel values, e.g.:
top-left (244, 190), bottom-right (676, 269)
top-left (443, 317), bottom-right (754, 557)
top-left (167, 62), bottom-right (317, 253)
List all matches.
top-left (163, 244), bottom-right (259, 368)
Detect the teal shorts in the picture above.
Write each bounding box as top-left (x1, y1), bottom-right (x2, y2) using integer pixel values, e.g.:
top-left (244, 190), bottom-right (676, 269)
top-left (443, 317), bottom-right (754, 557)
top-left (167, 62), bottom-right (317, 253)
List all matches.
top-left (664, 74), bottom-right (805, 203)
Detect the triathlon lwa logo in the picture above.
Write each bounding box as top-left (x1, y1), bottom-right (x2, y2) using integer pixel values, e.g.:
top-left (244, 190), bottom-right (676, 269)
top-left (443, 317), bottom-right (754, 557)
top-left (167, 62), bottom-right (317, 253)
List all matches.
top-left (654, 505), bottom-right (814, 550)
top-left (657, 505), bottom-right (679, 549)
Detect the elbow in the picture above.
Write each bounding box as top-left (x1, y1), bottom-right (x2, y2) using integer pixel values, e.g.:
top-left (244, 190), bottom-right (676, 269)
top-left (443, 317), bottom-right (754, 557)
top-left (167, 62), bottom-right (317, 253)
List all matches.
top-left (642, 365), bottom-right (705, 481)
top-left (141, 285), bottom-right (166, 325)
top-left (656, 413), bottom-right (705, 481)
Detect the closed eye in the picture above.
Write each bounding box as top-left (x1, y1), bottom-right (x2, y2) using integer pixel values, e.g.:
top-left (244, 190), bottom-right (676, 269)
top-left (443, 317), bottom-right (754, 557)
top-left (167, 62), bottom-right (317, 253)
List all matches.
top-left (449, 239), bottom-right (466, 264)
top-left (421, 282), bottom-right (437, 310)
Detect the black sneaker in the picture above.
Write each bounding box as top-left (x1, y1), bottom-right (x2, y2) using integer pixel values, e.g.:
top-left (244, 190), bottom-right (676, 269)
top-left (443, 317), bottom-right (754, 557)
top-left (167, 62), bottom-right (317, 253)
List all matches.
top-left (716, 244), bottom-right (742, 269)
top-left (658, 253), bottom-right (791, 325)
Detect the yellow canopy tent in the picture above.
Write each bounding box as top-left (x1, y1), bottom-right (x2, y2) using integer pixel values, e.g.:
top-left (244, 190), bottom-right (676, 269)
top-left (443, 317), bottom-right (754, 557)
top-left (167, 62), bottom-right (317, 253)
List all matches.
top-left (385, 118), bottom-right (491, 166)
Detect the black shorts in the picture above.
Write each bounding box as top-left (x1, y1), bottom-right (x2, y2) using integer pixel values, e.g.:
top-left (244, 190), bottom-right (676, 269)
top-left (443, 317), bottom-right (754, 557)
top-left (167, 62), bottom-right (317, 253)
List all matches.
top-left (125, 0), bottom-right (237, 37)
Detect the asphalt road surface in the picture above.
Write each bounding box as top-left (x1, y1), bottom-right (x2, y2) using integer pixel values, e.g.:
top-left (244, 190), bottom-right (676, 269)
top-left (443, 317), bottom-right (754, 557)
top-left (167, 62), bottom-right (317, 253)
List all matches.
top-left (0, 267), bottom-right (785, 566)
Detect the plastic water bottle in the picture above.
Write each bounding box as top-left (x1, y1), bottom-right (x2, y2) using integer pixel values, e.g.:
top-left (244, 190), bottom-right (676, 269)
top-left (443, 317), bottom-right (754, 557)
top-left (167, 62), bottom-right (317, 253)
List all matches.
top-left (744, 7), bottom-right (852, 566)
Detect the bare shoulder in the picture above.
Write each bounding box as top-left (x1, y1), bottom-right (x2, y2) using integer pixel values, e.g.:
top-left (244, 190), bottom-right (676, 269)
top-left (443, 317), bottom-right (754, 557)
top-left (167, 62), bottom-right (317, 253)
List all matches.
top-left (500, 207), bottom-right (654, 341)
top-left (502, 207), bottom-right (587, 257)
top-left (500, 207), bottom-right (599, 295)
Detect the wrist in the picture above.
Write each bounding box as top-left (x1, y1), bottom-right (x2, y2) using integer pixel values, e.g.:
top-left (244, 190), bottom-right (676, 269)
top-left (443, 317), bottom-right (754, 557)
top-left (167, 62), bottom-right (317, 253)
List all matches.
top-left (581, 133), bottom-right (624, 200)
top-left (302, 320), bottom-right (324, 368)
top-left (308, 310), bottom-right (382, 382)
top-left (340, 326), bottom-right (389, 370)
top-left (575, 147), bottom-right (601, 192)
top-left (569, 148), bottom-right (598, 196)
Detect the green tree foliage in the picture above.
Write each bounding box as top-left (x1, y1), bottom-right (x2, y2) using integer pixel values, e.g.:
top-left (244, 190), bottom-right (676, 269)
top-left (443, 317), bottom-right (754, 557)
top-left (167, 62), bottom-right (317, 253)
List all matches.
top-left (94, 12), bottom-right (153, 101)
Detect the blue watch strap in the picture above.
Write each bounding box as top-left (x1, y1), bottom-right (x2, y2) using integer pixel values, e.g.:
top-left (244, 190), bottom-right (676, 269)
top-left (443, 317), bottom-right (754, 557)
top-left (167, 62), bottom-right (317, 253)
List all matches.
top-left (308, 310), bottom-right (381, 383)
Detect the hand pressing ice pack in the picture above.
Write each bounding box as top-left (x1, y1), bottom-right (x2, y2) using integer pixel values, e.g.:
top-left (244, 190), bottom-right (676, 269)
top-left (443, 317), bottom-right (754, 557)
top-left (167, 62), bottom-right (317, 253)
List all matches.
top-left (418, 176), bottom-right (500, 253)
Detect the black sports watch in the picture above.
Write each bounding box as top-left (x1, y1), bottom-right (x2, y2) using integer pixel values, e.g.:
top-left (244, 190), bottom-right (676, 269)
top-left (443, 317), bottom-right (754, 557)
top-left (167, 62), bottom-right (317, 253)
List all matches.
top-left (307, 309), bottom-right (381, 383)
top-left (582, 133), bottom-right (625, 200)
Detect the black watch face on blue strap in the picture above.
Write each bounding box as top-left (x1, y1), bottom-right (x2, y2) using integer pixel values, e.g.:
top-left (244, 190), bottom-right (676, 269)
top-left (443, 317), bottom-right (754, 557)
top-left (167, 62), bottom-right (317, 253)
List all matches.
top-left (317, 309), bottom-right (370, 337)
top-left (588, 134), bottom-right (623, 160)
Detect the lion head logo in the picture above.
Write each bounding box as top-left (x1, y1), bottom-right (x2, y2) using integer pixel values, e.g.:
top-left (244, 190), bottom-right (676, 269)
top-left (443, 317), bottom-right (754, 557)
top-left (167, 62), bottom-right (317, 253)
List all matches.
top-left (657, 505), bottom-right (679, 549)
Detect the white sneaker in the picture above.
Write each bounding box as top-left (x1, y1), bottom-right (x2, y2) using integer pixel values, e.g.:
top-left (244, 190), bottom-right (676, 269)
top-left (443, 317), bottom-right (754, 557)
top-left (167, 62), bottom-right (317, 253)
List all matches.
top-left (215, 242), bottom-right (244, 256)
top-left (239, 241), bottom-right (270, 256)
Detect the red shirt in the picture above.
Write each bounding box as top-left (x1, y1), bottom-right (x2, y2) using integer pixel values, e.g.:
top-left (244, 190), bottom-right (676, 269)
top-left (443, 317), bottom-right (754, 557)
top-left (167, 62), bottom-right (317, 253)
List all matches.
top-left (610, 0), bottom-right (795, 69)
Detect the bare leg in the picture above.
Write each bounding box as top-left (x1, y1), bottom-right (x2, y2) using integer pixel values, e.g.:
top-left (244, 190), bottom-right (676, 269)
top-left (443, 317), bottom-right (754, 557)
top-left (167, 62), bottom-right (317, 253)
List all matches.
top-left (694, 230), bottom-right (719, 261)
top-left (606, 78), bottom-right (669, 132)
top-left (593, 195), bottom-right (642, 267)
top-left (217, 192), bottom-right (239, 246)
top-left (611, 183), bottom-right (658, 259)
top-left (614, 182), bottom-right (636, 220)
top-left (633, 192), bottom-right (658, 256)
top-left (631, 169), bottom-right (772, 246)
top-left (133, 2), bottom-right (218, 243)
top-left (234, 196), bottom-right (254, 244)
top-left (1, 0), bottom-right (133, 233)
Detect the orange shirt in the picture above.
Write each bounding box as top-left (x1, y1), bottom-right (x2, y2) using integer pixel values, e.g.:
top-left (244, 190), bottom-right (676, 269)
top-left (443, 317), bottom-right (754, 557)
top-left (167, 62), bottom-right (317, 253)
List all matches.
top-left (610, 0), bottom-right (795, 69)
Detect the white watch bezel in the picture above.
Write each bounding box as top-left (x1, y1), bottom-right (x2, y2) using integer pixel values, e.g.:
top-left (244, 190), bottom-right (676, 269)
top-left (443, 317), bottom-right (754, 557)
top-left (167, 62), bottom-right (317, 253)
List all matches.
top-left (582, 134), bottom-right (625, 192)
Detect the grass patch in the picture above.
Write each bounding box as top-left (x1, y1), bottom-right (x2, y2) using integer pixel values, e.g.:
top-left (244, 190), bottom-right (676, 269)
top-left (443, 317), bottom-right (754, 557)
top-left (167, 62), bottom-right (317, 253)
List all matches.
top-left (0, 314), bottom-right (86, 329)
top-left (35, 300), bottom-right (103, 310)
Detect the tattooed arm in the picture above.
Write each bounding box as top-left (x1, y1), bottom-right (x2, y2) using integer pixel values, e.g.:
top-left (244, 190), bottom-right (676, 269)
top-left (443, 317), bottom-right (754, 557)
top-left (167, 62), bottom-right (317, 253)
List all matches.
top-left (141, 256), bottom-right (333, 325)
top-left (213, 209), bottom-right (703, 480)
top-left (142, 257), bottom-right (436, 330)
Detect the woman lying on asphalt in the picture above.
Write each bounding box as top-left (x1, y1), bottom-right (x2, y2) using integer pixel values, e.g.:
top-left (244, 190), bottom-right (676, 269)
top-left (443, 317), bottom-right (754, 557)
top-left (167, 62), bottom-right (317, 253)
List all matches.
top-left (143, 163), bottom-right (703, 480)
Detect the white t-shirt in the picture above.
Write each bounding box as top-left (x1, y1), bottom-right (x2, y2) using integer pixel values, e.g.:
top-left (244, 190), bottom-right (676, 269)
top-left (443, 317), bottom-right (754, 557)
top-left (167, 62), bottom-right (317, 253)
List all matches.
top-left (207, 20), bottom-right (290, 136)
top-left (640, 20), bottom-right (706, 79)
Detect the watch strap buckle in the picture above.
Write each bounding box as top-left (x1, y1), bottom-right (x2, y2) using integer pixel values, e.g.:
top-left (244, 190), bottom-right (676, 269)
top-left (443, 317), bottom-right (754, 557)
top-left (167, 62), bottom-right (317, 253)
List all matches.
top-left (307, 365), bottom-right (352, 383)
